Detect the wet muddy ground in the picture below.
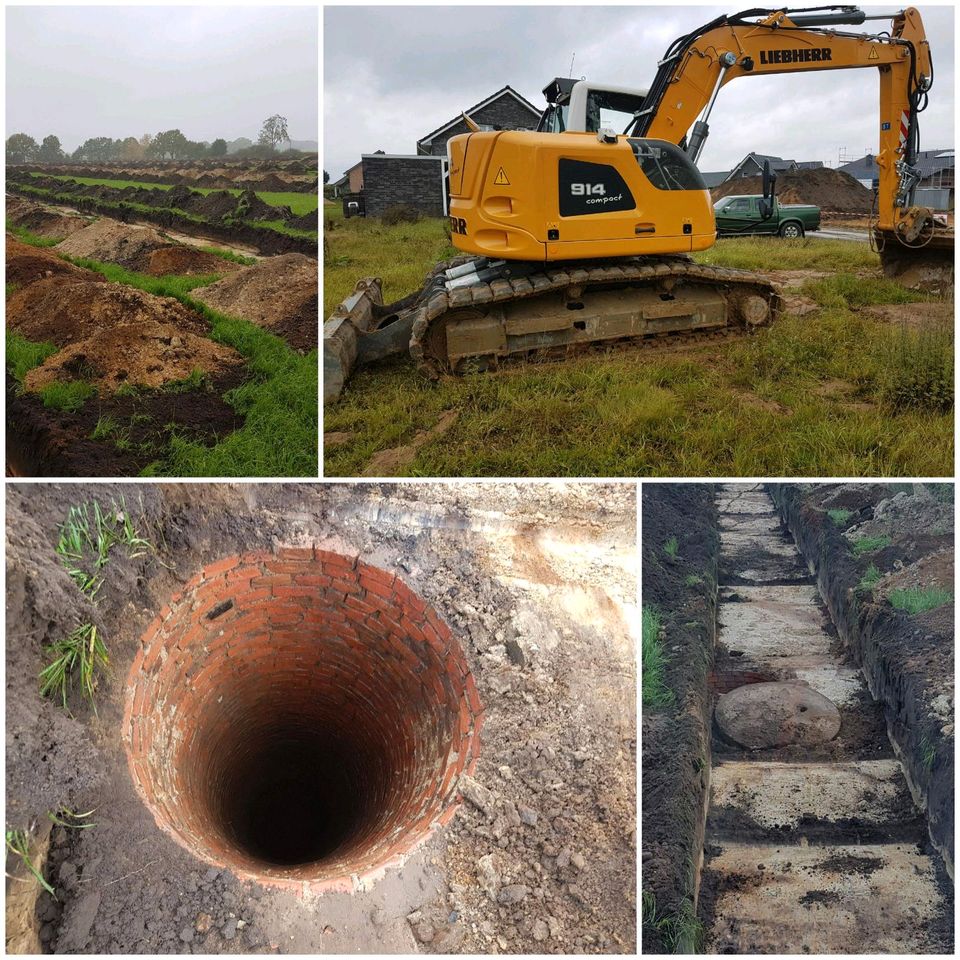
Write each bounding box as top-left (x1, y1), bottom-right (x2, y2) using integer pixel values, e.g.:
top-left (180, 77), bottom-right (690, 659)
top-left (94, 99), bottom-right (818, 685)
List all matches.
top-left (5, 483), bottom-right (636, 954)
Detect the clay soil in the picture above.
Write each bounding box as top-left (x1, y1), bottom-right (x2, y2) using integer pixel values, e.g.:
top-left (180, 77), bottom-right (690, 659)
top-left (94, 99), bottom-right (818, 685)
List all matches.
top-left (4, 483), bottom-right (636, 954)
top-left (192, 254), bottom-right (319, 351)
top-left (641, 484), bottom-right (719, 954)
top-left (711, 167), bottom-right (872, 214)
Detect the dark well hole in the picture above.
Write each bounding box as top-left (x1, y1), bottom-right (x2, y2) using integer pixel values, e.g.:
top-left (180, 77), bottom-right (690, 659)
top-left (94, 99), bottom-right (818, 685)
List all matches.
top-left (125, 550), bottom-right (482, 887)
top-left (220, 734), bottom-right (368, 866)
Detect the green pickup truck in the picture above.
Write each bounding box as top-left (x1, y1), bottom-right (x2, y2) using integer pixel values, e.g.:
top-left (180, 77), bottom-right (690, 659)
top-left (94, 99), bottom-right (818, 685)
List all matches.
top-left (713, 195), bottom-right (821, 238)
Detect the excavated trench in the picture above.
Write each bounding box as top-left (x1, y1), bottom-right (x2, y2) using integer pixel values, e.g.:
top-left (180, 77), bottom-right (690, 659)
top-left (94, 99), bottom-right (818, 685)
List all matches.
top-left (700, 484), bottom-right (951, 953)
top-left (123, 548), bottom-right (482, 892)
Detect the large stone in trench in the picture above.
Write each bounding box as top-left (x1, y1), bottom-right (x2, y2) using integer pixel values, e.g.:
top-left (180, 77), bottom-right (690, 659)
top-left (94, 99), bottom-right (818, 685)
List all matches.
top-left (716, 682), bottom-right (841, 749)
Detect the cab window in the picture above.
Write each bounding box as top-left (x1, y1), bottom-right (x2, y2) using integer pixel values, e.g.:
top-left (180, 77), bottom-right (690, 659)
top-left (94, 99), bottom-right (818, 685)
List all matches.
top-left (725, 198), bottom-right (752, 213)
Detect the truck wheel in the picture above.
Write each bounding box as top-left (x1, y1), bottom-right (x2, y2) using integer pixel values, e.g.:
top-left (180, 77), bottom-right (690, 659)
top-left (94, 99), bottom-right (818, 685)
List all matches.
top-left (780, 221), bottom-right (803, 239)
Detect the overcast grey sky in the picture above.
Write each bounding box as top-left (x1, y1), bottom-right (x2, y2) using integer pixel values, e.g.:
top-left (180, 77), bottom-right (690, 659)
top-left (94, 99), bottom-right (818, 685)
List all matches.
top-left (324, 4), bottom-right (953, 178)
top-left (7, 6), bottom-right (318, 150)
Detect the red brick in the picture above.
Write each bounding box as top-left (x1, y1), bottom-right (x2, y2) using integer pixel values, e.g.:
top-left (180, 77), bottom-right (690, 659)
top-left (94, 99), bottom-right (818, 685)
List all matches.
top-left (202, 556), bottom-right (239, 578)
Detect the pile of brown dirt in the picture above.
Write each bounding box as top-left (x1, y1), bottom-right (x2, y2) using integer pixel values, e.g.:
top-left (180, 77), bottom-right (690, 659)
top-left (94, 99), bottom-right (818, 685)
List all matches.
top-left (23, 320), bottom-right (241, 393)
top-left (711, 167), bottom-right (872, 214)
top-left (192, 253), bottom-right (318, 348)
top-left (6, 278), bottom-right (209, 348)
top-left (136, 245), bottom-right (242, 277)
top-left (5, 237), bottom-right (103, 289)
top-left (56, 219), bottom-right (168, 269)
top-left (6, 198), bottom-right (90, 239)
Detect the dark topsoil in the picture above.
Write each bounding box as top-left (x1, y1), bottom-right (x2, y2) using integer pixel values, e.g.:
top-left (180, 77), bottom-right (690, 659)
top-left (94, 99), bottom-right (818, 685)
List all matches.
top-left (770, 483), bottom-right (955, 875)
top-left (5, 484), bottom-right (635, 955)
top-left (6, 369), bottom-right (245, 478)
top-left (641, 484), bottom-right (719, 953)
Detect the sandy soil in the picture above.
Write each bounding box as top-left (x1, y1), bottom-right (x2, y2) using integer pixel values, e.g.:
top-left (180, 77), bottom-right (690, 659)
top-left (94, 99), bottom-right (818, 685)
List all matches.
top-left (5, 483), bottom-right (636, 955)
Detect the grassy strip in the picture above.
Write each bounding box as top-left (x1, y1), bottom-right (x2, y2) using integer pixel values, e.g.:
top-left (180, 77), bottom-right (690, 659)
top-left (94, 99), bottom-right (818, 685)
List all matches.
top-left (642, 891), bottom-right (704, 953)
top-left (889, 586), bottom-right (953, 614)
top-left (198, 245), bottom-right (257, 266)
top-left (6, 219), bottom-right (63, 247)
top-left (62, 256), bottom-right (221, 297)
top-left (71, 257), bottom-right (317, 477)
top-left (34, 173), bottom-right (319, 215)
top-left (641, 607), bottom-right (673, 707)
top-left (15, 182), bottom-right (318, 242)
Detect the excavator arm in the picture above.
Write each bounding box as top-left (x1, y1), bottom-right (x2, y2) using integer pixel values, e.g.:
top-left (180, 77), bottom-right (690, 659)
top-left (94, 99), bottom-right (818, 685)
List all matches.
top-left (631, 6), bottom-right (933, 235)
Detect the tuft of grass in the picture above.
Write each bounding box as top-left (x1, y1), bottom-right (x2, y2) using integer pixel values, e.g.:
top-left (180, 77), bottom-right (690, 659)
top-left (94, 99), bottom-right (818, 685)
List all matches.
top-left (39, 381), bottom-right (96, 412)
top-left (642, 607), bottom-right (674, 707)
top-left (198, 245), bottom-right (257, 266)
top-left (878, 322), bottom-right (953, 414)
top-left (828, 508), bottom-right (853, 527)
top-left (919, 737), bottom-right (936, 771)
top-left (851, 534), bottom-right (891, 555)
top-left (664, 536), bottom-right (679, 559)
top-left (48, 807), bottom-right (96, 830)
top-left (888, 586), bottom-right (953, 615)
top-left (642, 891), bottom-right (704, 953)
top-left (38, 623), bottom-right (109, 712)
top-left (5, 828), bottom-right (56, 898)
top-left (685, 573), bottom-right (703, 587)
top-left (802, 273), bottom-right (926, 309)
top-left (6, 332), bottom-right (58, 382)
top-left (858, 563), bottom-right (882, 591)
top-left (55, 496), bottom-right (151, 595)
top-left (163, 369), bottom-right (208, 393)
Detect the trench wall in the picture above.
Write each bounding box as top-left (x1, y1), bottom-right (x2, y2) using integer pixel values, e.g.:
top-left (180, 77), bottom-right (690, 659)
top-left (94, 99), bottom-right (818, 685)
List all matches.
top-left (770, 483), bottom-right (954, 877)
top-left (641, 484), bottom-right (720, 952)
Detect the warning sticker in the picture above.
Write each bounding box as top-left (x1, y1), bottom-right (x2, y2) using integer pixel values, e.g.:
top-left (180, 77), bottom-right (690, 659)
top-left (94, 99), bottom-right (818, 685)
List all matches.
top-left (494, 167), bottom-right (510, 186)
top-left (869, 47), bottom-right (879, 60)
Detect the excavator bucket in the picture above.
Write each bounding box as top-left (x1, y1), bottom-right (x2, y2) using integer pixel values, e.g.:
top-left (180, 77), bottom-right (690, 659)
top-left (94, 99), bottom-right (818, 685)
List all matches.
top-left (876, 221), bottom-right (955, 300)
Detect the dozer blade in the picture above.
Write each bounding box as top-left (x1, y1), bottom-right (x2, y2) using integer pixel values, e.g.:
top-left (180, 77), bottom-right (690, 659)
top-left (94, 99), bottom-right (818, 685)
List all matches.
top-left (323, 277), bottom-right (416, 402)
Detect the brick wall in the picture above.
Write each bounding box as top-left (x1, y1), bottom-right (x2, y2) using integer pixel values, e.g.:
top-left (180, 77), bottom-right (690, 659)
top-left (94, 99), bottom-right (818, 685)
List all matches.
top-left (362, 156), bottom-right (446, 218)
top-left (123, 547), bottom-right (482, 894)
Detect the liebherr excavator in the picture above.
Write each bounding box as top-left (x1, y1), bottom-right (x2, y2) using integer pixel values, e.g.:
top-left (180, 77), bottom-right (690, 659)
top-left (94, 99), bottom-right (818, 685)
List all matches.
top-left (325, 5), bottom-right (948, 400)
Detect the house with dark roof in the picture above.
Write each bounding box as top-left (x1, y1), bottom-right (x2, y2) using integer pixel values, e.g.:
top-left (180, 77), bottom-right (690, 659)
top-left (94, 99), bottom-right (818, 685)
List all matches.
top-left (725, 153), bottom-right (799, 180)
top-left (346, 85), bottom-right (541, 218)
top-left (416, 86), bottom-right (542, 157)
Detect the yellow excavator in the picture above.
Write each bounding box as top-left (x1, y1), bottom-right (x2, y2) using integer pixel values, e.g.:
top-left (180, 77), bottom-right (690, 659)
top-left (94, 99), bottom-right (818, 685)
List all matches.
top-left (325, 5), bottom-right (949, 400)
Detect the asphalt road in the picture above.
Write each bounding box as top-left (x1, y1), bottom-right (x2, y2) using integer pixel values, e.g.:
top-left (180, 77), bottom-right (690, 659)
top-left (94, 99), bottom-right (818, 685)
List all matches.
top-left (811, 227), bottom-right (870, 243)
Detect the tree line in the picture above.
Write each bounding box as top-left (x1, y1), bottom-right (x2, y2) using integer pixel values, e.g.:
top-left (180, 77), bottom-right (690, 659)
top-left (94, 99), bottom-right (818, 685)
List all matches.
top-left (6, 115), bottom-right (294, 164)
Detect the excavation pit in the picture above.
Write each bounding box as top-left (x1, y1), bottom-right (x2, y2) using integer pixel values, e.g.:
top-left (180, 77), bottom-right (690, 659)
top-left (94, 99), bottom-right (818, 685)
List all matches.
top-left (123, 548), bottom-right (482, 892)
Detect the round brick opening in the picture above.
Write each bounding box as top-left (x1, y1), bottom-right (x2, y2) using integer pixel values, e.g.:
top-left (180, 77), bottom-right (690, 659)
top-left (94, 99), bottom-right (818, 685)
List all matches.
top-left (123, 548), bottom-right (482, 891)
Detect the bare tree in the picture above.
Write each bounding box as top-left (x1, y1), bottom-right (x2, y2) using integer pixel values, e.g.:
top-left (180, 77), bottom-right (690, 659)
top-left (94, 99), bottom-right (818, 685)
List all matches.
top-left (257, 114), bottom-right (290, 152)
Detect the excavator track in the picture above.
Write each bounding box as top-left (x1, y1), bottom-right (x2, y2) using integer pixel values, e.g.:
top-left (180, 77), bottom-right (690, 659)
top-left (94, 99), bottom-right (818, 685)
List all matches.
top-left (407, 255), bottom-right (783, 379)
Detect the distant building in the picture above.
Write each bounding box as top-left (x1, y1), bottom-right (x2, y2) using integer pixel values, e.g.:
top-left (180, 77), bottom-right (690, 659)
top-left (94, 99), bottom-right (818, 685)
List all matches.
top-left (416, 86), bottom-right (541, 157)
top-left (699, 171), bottom-right (730, 188)
top-left (348, 85), bottom-right (540, 218)
top-left (839, 148), bottom-right (954, 209)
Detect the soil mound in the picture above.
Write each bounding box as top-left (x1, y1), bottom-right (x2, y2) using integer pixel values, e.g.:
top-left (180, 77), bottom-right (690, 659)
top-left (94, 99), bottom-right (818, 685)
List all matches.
top-left (192, 253), bottom-right (318, 348)
top-left (233, 189), bottom-right (288, 221)
top-left (6, 237), bottom-right (103, 289)
top-left (7, 278), bottom-right (207, 348)
top-left (289, 211), bottom-right (319, 231)
top-left (23, 320), bottom-right (241, 393)
top-left (56, 219), bottom-right (168, 269)
top-left (6, 198), bottom-right (90, 239)
top-left (711, 167), bottom-right (872, 214)
top-left (188, 190), bottom-right (243, 220)
top-left (137, 245), bottom-right (242, 277)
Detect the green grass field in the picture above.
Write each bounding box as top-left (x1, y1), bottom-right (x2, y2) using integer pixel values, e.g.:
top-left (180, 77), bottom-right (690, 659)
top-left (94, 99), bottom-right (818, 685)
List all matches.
top-left (32, 173), bottom-right (319, 216)
top-left (324, 214), bottom-right (953, 478)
